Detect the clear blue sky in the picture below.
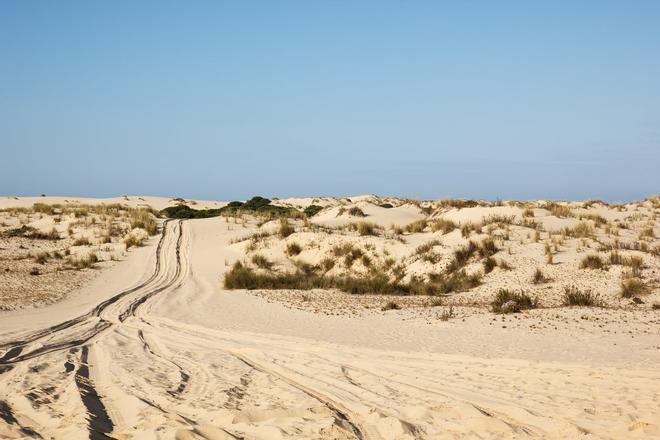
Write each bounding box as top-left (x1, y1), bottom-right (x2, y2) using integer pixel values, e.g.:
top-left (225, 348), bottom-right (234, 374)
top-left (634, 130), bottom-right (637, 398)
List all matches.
top-left (2, 1), bottom-right (659, 201)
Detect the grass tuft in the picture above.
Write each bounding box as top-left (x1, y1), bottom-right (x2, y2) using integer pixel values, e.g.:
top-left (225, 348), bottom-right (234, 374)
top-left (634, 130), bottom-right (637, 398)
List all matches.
top-left (563, 286), bottom-right (600, 306)
top-left (579, 254), bottom-right (606, 270)
top-left (620, 278), bottom-right (648, 298)
top-left (491, 289), bottom-right (538, 313)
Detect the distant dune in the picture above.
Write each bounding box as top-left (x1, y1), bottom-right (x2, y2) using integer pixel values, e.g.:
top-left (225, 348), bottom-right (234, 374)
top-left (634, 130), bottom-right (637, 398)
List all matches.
top-left (0, 194), bottom-right (659, 438)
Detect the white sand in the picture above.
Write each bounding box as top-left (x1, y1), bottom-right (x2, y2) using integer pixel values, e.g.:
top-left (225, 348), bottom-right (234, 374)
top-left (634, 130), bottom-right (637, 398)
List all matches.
top-left (0, 196), bottom-right (659, 439)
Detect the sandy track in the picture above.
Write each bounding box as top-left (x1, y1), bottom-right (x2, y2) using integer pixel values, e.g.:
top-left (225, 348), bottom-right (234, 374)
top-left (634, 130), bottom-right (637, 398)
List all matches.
top-left (1, 219), bottom-right (659, 439)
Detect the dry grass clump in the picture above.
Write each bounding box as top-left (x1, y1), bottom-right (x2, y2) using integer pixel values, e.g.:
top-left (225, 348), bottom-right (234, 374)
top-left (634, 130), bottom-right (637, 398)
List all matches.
top-left (482, 214), bottom-right (515, 226)
top-left (354, 221), bottom-right (379, 236)
top-left (447, 240), bottom-right (478, 272)
top-left (224, 262), bottom-right (411, 295)
top-left (460, 222), bottom-right (480, 237)
top-left (414, 239), bottom-right (442, 263)
top-left (129, 209), bottom-right (159, 235)
top-left (33, 252), bottom-right (50, 264)
top-left (343, 247), bottom-right (364, 268)
top-left (522, 207), bottom-right (535, 218)
top-left (483, 257), bottom-right (497, 274)
top-left (579, 254), bottom-right (606, 270)
top-left (608, 250), bottom-right (625, 265)
top-left (251, 254), bottom-right (273, 270)
top-left (124, 234), bottom-right (145, 249)
top-left (381, 301), bottom-right (400, 311)
top-left (546, 203), bottom-right (574, 218)
top-left (278, 219), bottom-right (295, 238)
top-left (620, 278), bottom-right (648, 298)
top-left (320, 257), bottom-right (336, 272)
top-left (563, 222), bottom-right (594, 238)
top-left (478, 238), bottom-right (499, 258)
top-left (491, 289), bottom-right (538, 313)
top-left (608, 251), bottom-right (644, 277)
top-left (578, 213), bottom-right (607, 226)
top-left (42, 227), bottom-right (60, 240)
top-left (73, 237), bottom-right (91, 246)
top-left (431, 218), bottom-right (457, 234)
top-left (348, 207), bottom-right (367, 217)
top-left (640, 226), bottom-right (655, 240)
top-left (285, 242), bottom-right (303, 256)
top-left (532, 268), bottom-right (550, 284)
top-left (433, 270), bottom-right (481, 293)
top-left (3, 225), bottom-right (60, 240)
top-left (562, 286), bottom-right (600, 306)
top-left (29, 267), bottom-right (41, 276)
top-left (66, 253), bottom-right (99, 270)
top-left (439, 306), bottom-right (454, 321)
top-left (404, 219), bottom-right (428, 233)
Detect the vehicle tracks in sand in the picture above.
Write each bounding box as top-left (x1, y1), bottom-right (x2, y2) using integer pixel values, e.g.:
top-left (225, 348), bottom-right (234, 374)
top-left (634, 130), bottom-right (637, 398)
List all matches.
top-left (0, 220), bottom-right (183, 365)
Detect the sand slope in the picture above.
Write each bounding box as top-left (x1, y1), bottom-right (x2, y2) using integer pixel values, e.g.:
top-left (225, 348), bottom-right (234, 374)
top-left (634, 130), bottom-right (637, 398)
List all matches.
top-left (1, 215), bottom-right (659, 439)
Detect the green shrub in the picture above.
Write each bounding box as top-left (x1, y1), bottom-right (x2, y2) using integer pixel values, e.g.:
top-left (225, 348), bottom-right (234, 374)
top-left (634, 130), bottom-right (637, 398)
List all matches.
top-left (303, 205), bottom-right (323, 217)
top-left (161, 204), bottom-right (222, 219)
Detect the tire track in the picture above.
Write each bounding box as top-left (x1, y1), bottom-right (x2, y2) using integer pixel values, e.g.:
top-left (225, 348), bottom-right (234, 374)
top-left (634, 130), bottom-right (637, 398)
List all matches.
top-left (137, 329), bottom-right (190, 399)
top-left (0, 400), bottom-right (42, 438)
top-left (74, 346), bottom-right (114, 440)
top-left (229, 351), bottom-right (366, 440)
top-left (0, 220), bottom-right (181, 365)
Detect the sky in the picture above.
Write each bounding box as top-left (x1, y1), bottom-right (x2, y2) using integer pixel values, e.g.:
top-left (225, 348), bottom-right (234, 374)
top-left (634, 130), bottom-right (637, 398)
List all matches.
top-left (1, 1), bottom-right (659, 202)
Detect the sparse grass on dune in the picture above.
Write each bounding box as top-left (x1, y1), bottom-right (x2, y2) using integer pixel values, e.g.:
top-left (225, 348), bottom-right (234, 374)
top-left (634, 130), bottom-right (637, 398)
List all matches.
top-left (579, 254), bottom-right (606, 270)
top-left (348, 206), bottom-right (367, 217)
top-left (430, 218), bottom-right (457, 234)
top-left (532, 268), bottom-right (550, 284)
top-left (491, 289), bottom-right (538, 313)
top-left (563, 286), bottom-right (601, 306)
top-left (620, 278), bottom-right (648, 298)
top-left (285, 242), bottom-right (302, 256)
top-left (278, 219), bottom-right (295, 238)
top-left (563, 222), bottom-right (594, 238)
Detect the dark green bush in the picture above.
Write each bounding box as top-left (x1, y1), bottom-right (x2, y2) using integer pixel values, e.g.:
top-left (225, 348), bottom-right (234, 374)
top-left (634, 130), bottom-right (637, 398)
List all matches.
top-left (304, 205), bottom-right (323, 217)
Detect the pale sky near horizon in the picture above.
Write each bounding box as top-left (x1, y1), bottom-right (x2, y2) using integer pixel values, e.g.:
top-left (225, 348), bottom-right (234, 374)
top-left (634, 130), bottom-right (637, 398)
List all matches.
top-left (1, 1), bottom-right (659, 202)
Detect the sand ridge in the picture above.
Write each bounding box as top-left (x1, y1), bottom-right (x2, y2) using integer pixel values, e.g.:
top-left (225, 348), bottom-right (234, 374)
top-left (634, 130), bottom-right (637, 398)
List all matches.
top-left (0, 195), bottom-right (659, 438)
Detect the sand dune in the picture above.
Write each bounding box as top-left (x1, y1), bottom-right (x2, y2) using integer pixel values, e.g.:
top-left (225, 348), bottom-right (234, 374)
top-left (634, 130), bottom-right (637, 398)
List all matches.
top-left (1, 196), bottom-right (659, 438)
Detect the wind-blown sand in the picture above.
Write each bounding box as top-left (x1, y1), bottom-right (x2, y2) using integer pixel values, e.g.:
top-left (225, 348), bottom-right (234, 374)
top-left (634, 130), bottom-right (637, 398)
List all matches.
top-left (0, 196), bottom-right (659, 439)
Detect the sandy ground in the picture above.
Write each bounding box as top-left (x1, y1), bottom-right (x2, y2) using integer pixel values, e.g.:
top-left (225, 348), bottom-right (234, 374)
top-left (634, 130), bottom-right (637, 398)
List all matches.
top-left (0, 196), bottom-right (659, 439)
